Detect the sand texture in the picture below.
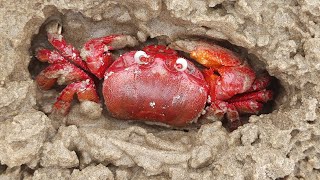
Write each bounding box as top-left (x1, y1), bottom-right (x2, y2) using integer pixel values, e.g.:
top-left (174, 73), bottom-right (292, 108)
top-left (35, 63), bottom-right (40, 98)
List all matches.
top-left (1, 0), bottom-right (320, 179)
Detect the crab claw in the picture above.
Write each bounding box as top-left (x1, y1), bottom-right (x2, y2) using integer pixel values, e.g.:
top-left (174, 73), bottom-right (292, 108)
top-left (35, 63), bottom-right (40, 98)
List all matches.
top-left (170, 40), bottom-right (243, 69)
top-left (171, 40), bottom-right (274, 130)
top-left (80, 35), bottom-right (138, 79)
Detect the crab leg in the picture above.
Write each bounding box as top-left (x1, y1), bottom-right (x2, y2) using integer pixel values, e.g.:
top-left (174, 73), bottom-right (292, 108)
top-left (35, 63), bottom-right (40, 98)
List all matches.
top-left (206, 100), bottom-right (242, 130)
top-left (208, 100), bottom-right (228, 119)
top-left (80, 35), bottom-right (138, 78)
top-left (48, 33), bottom-right (89, 71)
top-left (226, 104), bottom-right (241, 130)
top-left (227, 90), bottom-right (273, 103)
top-left (53, 80), bottom-right (99, 115)
top-left (36, 48), bottom-right (68, 64)
top-left (36, 62), bottom-right (91, 90)
top-left (46, 20), bottom-right (138, 78)
top-left (36, 48), bottom-right (100, 114)
top-left (202, 66), bottom-right (256, 101)
top-left (230, 100), bottom-right (263, 114)
top-left (247, 74), bottom-right (272, 92)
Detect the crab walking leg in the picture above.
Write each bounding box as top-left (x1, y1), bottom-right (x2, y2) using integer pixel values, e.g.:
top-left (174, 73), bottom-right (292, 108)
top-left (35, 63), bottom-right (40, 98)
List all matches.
top-left (226, 104), bottom-right (241, 130)
top-left (47, 33), bottom-right (89, 71)
top-left (206, 101), bottom-right (241, 129)
top-left (206, 100), bottom-right (228, 120)
top-left (202, 66), bottom-right (256, 101)
top-left (80, 35), bottom-right (138, 79)
top-left (247, 74), bottom-right (272, 92)
top-left (227, 90), bottom-right (273, 103)
top-left (36, 48), bottom-right (68, 64)
top-left (36, 62), bottom-right (91, 90)
top-left (202, 69), bottom-right (219, 101)
top-left (230, 100), bottom-right (263, 114)
top-left (53, 80), bottom-right (99, 115)
top-left (204, 100), bottom-right (241, 129)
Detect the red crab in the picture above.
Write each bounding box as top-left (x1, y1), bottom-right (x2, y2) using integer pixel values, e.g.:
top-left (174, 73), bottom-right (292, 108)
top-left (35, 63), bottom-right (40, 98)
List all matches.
top-left (35, 23), bottom-right (273, 129)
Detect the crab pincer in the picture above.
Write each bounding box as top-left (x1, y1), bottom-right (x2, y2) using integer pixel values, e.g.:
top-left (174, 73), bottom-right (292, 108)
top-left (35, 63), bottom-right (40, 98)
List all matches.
top-left (171, 40), bottom-right (273, 129)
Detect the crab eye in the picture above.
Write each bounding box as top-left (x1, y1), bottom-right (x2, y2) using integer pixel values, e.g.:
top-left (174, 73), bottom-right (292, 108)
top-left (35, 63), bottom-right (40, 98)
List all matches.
top-left (174, 58), bottom-right (188, 72)
top-left (134, 51), bottom-right (149, 65)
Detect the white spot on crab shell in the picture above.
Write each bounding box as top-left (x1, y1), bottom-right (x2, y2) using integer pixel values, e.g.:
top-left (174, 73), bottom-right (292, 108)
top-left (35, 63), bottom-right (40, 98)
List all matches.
top-left (104, 71), bottom-right (114, 79)
top-left (207, 95), bottom-right (212, 103)
top-left (199, 87), bottom-right (205, 94)
top-left (149, 101), bottom-right (156, 108)
top-left (98, 57), bottom-right (104, 64)
top-left (125, 67), bottom-right (130, 71)
top-left (201, 109), bottom-right (206, 115)
top-left (133, 69), bottom-right (141, 74)
top-left (172, 95), bottom-right (181, 104)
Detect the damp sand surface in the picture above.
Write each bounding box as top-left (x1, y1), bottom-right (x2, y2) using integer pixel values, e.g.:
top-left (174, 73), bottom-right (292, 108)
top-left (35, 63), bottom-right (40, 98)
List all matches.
top-left (1, 0), bottom-right (320, 179)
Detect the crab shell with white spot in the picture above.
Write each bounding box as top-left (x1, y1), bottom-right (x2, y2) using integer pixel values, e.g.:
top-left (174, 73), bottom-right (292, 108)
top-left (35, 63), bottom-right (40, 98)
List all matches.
top-left (102, 46), bottom-right (209, 126)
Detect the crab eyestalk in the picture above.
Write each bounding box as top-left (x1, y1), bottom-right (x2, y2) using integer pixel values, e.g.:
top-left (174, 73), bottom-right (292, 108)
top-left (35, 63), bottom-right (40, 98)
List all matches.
top-left (174, 58), bottom-right (188, 72)
top-left (134, 51), bottom-right (150, 65)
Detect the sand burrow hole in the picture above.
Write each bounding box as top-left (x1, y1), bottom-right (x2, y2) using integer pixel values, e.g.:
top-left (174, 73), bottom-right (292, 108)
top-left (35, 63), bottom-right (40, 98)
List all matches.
top-left (28, 10), bottom-right (282, 131)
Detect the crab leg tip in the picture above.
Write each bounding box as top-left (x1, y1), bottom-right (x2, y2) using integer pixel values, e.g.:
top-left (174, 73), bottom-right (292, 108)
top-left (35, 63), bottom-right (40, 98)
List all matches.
top-left (46, 20), bottom-right (62, 34)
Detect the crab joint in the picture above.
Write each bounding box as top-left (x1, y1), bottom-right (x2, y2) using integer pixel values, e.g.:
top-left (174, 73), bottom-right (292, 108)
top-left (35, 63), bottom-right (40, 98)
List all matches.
top-left (134, 51), bottom-right (149, 65)
top-left (174, 58), bottom-right (188, 72)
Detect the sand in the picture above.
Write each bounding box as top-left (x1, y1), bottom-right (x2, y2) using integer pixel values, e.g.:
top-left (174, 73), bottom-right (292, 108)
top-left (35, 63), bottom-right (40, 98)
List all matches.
top-left (1, 0), bottom-right (320, 179)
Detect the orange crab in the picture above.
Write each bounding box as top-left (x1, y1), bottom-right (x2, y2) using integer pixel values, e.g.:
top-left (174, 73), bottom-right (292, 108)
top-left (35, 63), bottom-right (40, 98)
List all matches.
top-left (34, 23), bottom-right (273, 129)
